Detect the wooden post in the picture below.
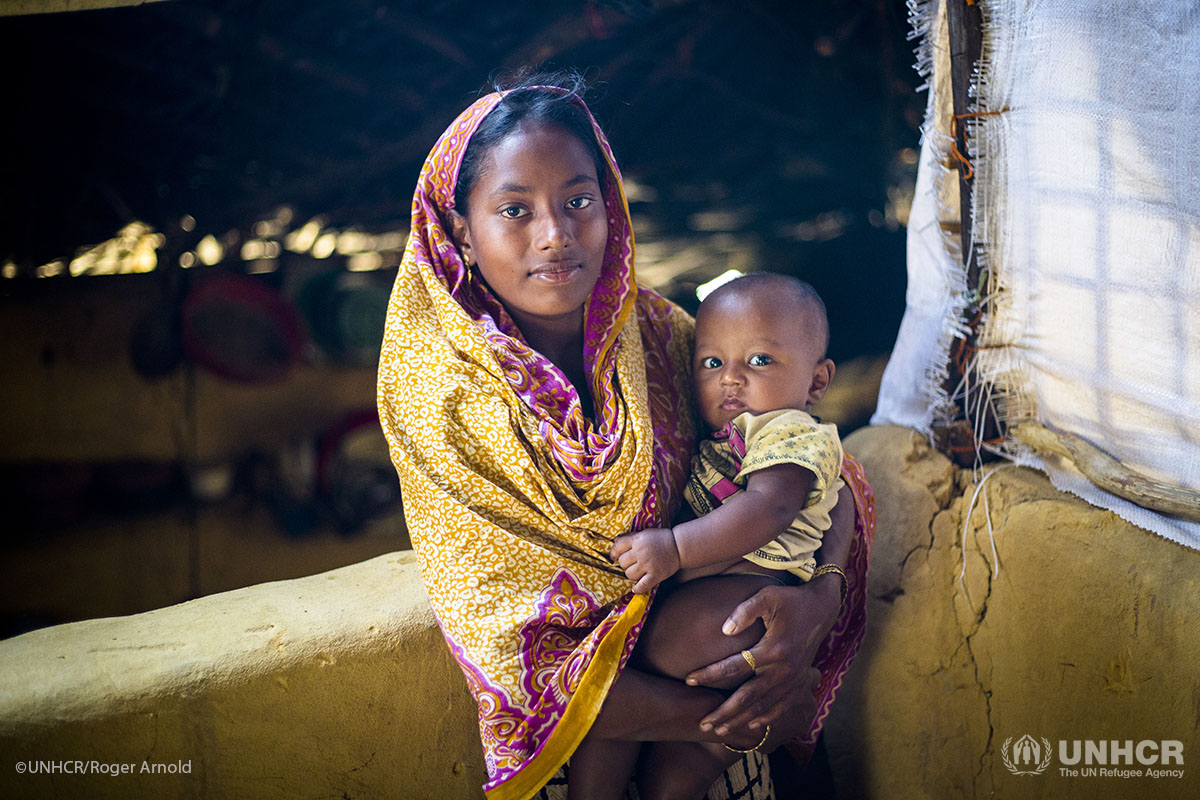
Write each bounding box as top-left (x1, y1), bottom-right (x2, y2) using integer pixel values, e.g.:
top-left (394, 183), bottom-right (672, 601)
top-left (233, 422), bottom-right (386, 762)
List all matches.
top-left (937, 0), bottom-right (999, 465)
top-left (947, 0), bottom-right (983, 275)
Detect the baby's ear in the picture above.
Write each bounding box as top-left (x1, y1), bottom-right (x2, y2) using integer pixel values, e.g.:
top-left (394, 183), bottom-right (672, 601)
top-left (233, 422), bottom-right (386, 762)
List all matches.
top-left (807, 358), bottom-right (836, 406)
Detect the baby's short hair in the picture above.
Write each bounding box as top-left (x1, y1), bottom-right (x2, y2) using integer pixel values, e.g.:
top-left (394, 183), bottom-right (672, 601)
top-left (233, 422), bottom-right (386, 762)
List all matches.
top-left (700, 272), bottom-right (830, 356)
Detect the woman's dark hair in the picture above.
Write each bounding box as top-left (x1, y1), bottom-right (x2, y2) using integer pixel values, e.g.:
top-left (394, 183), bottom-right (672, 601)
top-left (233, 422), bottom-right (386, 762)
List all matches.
top-left (454, 69), bottom-right (608, 215)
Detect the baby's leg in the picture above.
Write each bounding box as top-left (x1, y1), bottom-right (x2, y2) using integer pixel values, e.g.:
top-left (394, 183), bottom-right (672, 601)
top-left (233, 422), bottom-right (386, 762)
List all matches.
top-left (567, 737), bottom-right (639, 800)
top-left (634, 573), bottom-right (773, 689)
top-left (569, 575), bottom-right (762, 800)
top-left (633, 574), bottom-right (778, 800)
top-left (636, 739), bottom-right (749, 800)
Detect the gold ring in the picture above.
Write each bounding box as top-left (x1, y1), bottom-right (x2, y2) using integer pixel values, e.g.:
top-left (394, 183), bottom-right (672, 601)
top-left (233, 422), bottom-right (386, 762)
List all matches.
top-left (740, 649), bottom-right (757, 674)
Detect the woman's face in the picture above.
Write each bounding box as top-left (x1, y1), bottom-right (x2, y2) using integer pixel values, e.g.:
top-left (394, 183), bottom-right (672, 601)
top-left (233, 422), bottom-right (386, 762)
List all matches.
top-left (453, 123), bottom-right (608, 337)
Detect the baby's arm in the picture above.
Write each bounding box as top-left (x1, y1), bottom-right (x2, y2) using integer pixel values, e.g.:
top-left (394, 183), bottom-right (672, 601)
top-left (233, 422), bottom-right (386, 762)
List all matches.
top-left (611, 463), bottom-right (814, 593)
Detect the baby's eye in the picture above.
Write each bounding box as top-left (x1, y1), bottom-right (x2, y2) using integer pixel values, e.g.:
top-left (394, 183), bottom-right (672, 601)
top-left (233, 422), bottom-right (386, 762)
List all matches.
top-left (748, 354), bottom-right (773, 367)
top-left (699, 356), bottom-right (722, 369)
top-left (500, 206), bottom-right (527, 219)
top-left (567, 197), bottom-right (594, 210)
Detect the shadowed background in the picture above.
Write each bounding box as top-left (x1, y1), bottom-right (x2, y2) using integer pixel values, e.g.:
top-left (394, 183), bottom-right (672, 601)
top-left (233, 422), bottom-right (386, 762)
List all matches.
top-left (0, 0), bottom-right (921, 634)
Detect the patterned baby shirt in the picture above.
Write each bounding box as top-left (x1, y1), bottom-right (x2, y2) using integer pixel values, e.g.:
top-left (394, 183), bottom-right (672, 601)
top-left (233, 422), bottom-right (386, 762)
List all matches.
top-left (683, 408), bottom-right (844, 580)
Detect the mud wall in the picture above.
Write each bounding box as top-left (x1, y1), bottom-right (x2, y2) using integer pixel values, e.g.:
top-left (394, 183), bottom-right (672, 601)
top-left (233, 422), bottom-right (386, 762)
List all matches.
top-left (827, 425), bottom-right (1199, 799)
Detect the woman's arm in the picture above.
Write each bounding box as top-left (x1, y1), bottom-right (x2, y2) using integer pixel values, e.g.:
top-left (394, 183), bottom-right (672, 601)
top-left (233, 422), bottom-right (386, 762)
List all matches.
top-left (683, 481), bottom-right (856, 736)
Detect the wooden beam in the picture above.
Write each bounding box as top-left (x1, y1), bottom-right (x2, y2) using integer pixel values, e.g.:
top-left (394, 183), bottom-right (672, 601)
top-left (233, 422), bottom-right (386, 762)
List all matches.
top-left (0, 0), bottom-right (171, 16)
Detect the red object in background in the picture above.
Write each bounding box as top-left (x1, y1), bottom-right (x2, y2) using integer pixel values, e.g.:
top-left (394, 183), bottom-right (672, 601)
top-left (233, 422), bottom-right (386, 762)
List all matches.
top-left (181, 274), bottom-right (307, 383)
top-left (316, 409), bottom-right (401, 534)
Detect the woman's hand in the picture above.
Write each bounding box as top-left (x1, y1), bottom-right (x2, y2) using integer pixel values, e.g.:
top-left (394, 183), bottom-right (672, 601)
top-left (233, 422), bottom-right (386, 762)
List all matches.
top-left (684, 581), bottom-right (840, 737)
top-left (684, 482), bottom-right (856, 738)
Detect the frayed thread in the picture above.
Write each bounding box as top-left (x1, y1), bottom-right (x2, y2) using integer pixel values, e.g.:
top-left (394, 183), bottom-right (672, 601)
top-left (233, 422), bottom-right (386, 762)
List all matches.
top-left (907, 0), bottom-right (939, 91)
top-left (957, 463), bottom-right (1016, 595)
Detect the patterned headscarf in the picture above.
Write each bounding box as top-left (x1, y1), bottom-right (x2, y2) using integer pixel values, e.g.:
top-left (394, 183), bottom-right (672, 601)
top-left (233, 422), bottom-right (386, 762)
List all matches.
top-left (411, 88), bottom-right (647, 485)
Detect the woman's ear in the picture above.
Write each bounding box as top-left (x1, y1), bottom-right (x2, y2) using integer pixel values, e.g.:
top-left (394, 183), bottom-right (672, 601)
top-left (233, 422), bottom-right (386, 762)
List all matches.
top-left (807, 358), bottom-right (835, 406)
top-left (448, 210), bottom-right (474, 266)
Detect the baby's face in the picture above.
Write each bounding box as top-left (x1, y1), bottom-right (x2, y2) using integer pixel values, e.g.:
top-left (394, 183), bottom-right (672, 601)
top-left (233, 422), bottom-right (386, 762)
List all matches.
top-left (693, 291), bottom-right (831, 431)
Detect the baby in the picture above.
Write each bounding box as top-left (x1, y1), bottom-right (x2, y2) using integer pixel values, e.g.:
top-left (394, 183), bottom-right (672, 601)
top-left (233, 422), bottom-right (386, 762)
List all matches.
top-left (590, 273), bottom-right (846, 800)
top-left (611, 272), bottom-right (844, 596)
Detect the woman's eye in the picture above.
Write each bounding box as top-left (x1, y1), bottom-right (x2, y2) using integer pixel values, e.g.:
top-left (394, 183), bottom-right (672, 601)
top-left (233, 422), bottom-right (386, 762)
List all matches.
top-left (500, 206), bottom-right (527, 219)
top-left (567, 197), bottom-right (594, 209)
top-left (748, 354), bottom-right (773, 367)
top-left (700, 356), bottom-right (722, 369)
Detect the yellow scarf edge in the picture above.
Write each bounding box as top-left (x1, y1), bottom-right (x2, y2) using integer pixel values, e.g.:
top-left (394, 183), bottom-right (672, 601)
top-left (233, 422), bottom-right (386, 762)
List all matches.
top-left (485, 592), bottom-right (649, 800)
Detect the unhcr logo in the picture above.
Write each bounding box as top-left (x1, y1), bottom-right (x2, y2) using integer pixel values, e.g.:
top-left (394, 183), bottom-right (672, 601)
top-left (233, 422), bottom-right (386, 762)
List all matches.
top-left (1002, 735), bottom-right (1052, 775)
top-left (1000, 735), bottom-right (1186, 779)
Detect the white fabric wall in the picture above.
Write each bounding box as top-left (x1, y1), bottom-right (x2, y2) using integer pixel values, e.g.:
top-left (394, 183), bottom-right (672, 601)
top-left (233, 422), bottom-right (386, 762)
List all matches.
top-left (876, 0), bottom-right (1200, 549)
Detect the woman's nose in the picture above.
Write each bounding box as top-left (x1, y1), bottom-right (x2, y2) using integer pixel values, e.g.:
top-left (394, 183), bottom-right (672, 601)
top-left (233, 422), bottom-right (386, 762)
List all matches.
top-left (537, 209), bottom-right (573, 250)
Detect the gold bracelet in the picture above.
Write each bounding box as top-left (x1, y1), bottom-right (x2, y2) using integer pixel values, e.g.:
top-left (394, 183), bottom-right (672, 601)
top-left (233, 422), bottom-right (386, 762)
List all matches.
top-left (722, 724), bottom-right (771, 754)
top-left (811, 563), bottom-right (848, 608)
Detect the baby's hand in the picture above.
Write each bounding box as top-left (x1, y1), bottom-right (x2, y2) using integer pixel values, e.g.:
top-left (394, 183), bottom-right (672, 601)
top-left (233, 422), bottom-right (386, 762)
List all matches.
top-left (610, 527), bottom-right (681, 594)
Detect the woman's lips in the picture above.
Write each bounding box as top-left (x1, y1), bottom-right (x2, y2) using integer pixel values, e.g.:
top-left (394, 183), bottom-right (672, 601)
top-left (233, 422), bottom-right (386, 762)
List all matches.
top-left (530, 262), bottom-right (582, 283)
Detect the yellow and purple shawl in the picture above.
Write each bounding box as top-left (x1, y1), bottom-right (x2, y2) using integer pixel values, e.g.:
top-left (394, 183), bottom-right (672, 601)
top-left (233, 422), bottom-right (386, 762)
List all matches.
top-left (378, 89), bottom-right (696, 798)
top-left (378, 89), bottom-right (874, 797)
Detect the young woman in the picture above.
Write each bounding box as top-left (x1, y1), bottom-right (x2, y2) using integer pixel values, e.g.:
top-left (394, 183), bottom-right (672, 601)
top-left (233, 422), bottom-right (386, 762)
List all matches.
top-left (377, 72), bottom-right (874, 800)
